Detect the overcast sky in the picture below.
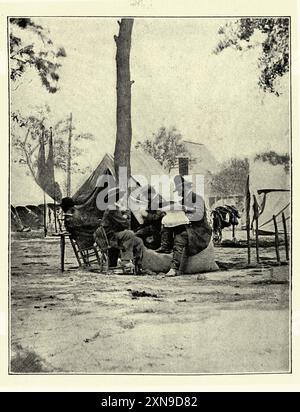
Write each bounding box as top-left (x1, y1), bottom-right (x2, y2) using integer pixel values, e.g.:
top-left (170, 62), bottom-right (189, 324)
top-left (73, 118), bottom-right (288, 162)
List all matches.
top-left (11, 17), bottom-right (290, 173)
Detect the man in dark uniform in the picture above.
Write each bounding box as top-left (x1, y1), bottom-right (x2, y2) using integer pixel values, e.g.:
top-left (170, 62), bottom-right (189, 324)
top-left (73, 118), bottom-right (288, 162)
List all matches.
top-left (135, 185), bottom-right (166, 249)
top-left (160, 175), bottom-right (212, 277)
top-left (60, 197), bottom-right (101, 249)
top-left (94, 187), bottom-right (144, 272)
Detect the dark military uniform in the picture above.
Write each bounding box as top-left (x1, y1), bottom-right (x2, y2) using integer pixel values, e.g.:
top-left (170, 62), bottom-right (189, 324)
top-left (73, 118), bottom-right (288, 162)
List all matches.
top-left (64, 207), bottom-right (101, 249)
top-left (135, 193), bottom-right (166, 249)
top-left (95, 205), bottom-right (144, 264)
top-left (164, 191), bottom-right (212, 272)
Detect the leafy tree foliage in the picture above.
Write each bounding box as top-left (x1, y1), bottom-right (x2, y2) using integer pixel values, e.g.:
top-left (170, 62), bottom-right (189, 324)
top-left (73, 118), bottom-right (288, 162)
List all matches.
top-left (11, 106), bottom-right (94, 186)
top-left (254, 150), bottom-right (290, 173)
top-left (11, 106), bottom-right (51, 183)
top-left (52, 118), bottom-right (94, 174)
top-left (214, 18), bottom-right (289, 95)
top-left (135, 126), bottom-right (189, 172)
top-left (10, 18), bottom-right (66, 93)
top-left (210, 158), bottom-right (249, 196)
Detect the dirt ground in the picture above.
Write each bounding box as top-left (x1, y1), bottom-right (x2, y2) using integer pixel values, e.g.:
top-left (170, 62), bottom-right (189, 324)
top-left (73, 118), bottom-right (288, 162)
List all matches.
top-left (10, 233), bottom-right (290, 374)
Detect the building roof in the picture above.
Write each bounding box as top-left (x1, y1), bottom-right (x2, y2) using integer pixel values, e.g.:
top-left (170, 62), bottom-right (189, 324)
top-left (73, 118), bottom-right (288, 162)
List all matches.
top-left (168, 140), bottom-right (219, 199)
top-left (182, 140), bottom-right (219, 175)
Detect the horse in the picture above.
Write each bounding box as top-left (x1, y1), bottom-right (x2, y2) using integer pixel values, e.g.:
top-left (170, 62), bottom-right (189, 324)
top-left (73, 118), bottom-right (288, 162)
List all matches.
top-left (211, 205), bottom-right (240, 244)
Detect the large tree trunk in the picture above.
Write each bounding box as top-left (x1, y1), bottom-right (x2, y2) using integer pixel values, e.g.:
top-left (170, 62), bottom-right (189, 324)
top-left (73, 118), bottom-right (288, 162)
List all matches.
top-left (114, 18), bottom-right (134, 189)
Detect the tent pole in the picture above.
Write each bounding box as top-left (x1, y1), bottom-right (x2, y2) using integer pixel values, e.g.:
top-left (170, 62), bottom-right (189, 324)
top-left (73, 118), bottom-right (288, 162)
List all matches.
top-left (282, 212), bottom-right (289, 261)
top-left (245, 175), bottom-right (251, 265)
top-left (67, 112), bottom-right (72, 197)
top-left (247, 219), bottom-right (251, 264)
top-left (253, 194), bottom-right (260, 264)
top-left (255, 215), bottom-right (260, 264)
top-left (43, 191), bottom-right (47, 237)
top-left (273, 215), bottom-right (280, 263)
top-left (54, 198), bottom-right (58, 233)
top-left (50, 124), bottom-right (58, 233)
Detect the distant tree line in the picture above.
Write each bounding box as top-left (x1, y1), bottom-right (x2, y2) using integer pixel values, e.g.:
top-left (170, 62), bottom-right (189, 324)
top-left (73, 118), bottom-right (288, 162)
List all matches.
top-left (254, 151), bottom-right (290, 173)
top-left (135, 126), bottom-right (190, 173)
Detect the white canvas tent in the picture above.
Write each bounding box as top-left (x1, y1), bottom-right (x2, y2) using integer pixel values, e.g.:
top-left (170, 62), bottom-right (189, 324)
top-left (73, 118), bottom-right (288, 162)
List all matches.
top-left (11, 162), bottom-right (53, 206)
top-left (249, 158), bottom-right (290, 235)
top-left (72, 150), bottom-right (171, 203)
top-left (11, 162), bottom-right (59, 231)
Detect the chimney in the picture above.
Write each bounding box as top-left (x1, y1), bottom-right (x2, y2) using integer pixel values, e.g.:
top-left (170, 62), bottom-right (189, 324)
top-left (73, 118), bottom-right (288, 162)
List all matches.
top-left (178, 157), bottom-right (189, 176)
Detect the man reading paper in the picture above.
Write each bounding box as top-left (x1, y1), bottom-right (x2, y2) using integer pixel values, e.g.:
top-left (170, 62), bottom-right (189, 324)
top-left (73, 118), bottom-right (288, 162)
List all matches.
top-left (157, 175), bottom-right (212, 277)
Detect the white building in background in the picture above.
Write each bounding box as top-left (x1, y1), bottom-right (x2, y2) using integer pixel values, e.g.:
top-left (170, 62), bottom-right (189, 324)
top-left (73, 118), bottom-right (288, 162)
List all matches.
top-left (169, 140), bottom-right (219, 202)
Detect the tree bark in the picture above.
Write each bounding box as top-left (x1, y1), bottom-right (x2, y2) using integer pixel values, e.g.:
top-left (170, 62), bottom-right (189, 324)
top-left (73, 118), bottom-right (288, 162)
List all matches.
top-left (114, 18), bottom-right (134, 188)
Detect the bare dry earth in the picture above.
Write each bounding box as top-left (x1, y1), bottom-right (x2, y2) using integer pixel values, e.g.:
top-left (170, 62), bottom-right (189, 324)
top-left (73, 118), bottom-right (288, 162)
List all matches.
top-left (10, 235), bottom-right (290, 374)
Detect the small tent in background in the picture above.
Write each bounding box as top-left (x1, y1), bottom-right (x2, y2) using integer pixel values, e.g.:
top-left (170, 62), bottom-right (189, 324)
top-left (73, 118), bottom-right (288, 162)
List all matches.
top-left (249, 158), bottom-right (290, 235)
top-left (10, 162), bottom-right (56, 232)
top-left (72, 153), bottom-right (116, 204)
top-left (11, 205), bottom-right (25, 232)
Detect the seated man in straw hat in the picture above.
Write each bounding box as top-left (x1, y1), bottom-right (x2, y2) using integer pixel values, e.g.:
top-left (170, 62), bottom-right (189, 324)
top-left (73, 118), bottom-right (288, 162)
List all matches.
top-left (158, 175), bottom-right (212, 277)
top-left (94, 187), bottom-right (144, 273)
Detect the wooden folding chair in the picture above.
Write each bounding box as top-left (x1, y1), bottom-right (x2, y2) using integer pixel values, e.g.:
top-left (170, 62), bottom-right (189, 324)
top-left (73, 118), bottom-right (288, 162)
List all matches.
top-left (91, 225), bottom-right (111, 273)
top-left (66, 226), bottom-right (136, 275)
top-left (94, 225), bottom-right (137, 275)
top-left (68, 237), bottom-right (107, 270)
